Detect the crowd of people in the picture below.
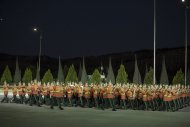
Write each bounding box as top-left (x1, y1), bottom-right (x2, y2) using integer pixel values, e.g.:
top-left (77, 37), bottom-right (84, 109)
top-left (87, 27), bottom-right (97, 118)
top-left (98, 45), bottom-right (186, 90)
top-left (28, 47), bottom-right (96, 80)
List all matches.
top-left (1, 80), bottom-right (190, 111)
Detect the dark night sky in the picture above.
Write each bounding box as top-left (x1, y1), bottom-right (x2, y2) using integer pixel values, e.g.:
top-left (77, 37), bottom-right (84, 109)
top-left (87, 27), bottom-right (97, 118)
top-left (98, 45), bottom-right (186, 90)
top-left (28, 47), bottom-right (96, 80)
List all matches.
top-left (0, 0), bottom-right (189, 59)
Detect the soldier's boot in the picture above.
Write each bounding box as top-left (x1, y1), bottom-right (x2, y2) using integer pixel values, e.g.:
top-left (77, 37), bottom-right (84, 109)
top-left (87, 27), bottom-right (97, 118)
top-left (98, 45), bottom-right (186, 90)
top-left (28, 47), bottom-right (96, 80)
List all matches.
top-left (152, 100), bottom-right (156, 111)
top-left (103, 98), bottom-right (108, 108)
top-left (185, 97), bottom-right (188, 106)
top-left (177, 98), bottom-right (182, 109)
top-left (50, 99), bottom-right (54, 109)
top-left (144, 101), bottom-right (148, 110)
top-left (123, 100), bottom-right (127, 110)
top-left (173, 100), bottom-right (177, 111)
top-left (100, 98), bottom-right (105, 110)
top-left (148, 101), bottom-right (152, 110)
top-left (188, 97), bottom-right (190, 105)
top-left (109, 99), bottom-right (116, 111)
top-left (58, 101), bottom-right (64, 110)
top-left (50, 97), bottom-right (54, 109)
top-left (86, 99), bottom-right (90, 108)
top-left (68, 98), bottom-right (73, 106)
top-left (164, 101), bottom-right (168, 111)
top-left (95, 98), bottom-right (99, 108)
top-left (59, 106), bottom-right (64, 110)
top-left (79, 97), bottom-right (84, 107)
top-left (159, 99), bottom-right (163, 111)
top-left (1, 97), bottom-right (5, 103)
top-left (29, 97), bottom-right (32, 106)
top-left (155, 99), bottom-right (159, 110)
top-left (135, 99), bottom-right (139, 110)
top-left (129, 100), bottom-right (133, 109)
top-left (169, 101), bottom-right (174, 111)
top-left (175, 99), bottom-right (179, 110)
top-left (180, 98), bottom-right (184, 107)
top-left (182, 97), bottom-right (185, 107)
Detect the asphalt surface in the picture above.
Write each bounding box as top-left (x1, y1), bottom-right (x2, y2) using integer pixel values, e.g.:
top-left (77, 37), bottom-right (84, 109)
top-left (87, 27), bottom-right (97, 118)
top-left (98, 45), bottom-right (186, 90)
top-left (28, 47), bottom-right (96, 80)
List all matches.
top-left (0, 102), bottom-right (190, 127)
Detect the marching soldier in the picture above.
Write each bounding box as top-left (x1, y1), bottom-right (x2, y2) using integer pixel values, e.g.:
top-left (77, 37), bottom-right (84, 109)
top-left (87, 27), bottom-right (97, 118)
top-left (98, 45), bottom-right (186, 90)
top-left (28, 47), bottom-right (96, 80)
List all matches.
top-left (66, 83), bottom-right (73, 106)
top-left (158, 85), bottom-right (164, 110)
top-left (32, 81), bottom-right (41, 107)
top-left (92, 84), bottom-right (99, 108)
top-left (17, 82), bottom-right (24, 104)
top-left (54, 82), bottom-right (64, 110)
top-left (22, 82), bottom-right (27, 104)
top-left (26, 83), bottom-right (32, 105)
top-left (38, 82), bottom-right (43, 105)
top-left (142, 85), bottom-right (148, 110)
top-left (137, 85), bottom-right (143, 110)
top-left (76, 83), bottom-right (83, 107)
top-left (42, 83), bottom-right (49, 105)
top-left (12, 83), bottom-right (18, 103)
top-left (83, 83), bottom-right (91, 107)
top-left (127, 85), bottom-right (134, 109)
top-left (119, 85), bottom-right (127, 109)
top-left (163, 85), bottom-right (172, 111)
top-left (1, 81), bottom-right (9, 103)
top-left (49, 82), bottom-right (55, 109)
top-left (107, 82), bottom-right (116, 111)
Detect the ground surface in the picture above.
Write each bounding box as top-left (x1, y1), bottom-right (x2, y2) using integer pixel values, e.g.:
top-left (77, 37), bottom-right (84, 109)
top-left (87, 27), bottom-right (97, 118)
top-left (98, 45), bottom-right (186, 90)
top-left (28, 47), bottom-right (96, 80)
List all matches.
top-left (0, 102), bottom-right (190, 127)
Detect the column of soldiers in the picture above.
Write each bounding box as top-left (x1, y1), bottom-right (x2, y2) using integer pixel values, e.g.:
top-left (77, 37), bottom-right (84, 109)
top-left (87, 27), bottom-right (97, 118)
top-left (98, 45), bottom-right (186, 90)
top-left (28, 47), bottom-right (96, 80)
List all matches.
top-left (1, 81), bottom-right (190, 111)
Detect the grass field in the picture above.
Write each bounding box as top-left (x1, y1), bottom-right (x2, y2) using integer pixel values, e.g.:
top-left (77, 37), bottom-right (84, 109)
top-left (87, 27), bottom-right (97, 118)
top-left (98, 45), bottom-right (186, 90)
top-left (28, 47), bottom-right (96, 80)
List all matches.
top-left (0, 103), bottom-right (190, 127)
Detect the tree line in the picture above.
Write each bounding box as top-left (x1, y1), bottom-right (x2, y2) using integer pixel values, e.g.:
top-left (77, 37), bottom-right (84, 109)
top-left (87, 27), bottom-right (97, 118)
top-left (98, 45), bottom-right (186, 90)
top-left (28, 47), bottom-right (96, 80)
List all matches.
top-left (0, 56), bottom-right (187, 85)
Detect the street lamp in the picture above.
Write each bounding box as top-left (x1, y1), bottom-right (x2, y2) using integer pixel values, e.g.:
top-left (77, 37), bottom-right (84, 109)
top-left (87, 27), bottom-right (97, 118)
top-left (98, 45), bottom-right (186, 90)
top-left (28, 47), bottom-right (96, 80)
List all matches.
top-left (180, 0), bottom-right (190, 86)
top-left (153, 0), bottom-right (156, 85)
top-left (33, 27), bottom-right (42, 72)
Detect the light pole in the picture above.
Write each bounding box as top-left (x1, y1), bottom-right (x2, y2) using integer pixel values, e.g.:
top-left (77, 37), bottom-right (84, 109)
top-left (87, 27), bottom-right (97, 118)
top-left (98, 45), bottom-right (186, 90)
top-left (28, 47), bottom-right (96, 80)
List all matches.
top-left (33, 27), bottom-right (42, 72)
top-left (153, 0), bottom-right (156, 85)
top-left (180, 0), bottom-right (189, 86)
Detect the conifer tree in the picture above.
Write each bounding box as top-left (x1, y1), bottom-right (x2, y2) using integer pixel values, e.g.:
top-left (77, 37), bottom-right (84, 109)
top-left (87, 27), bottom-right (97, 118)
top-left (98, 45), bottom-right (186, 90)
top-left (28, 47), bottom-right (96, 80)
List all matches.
top-left (14, 58), bottom-right (21, 83)
top-left (116, 64), bottom-right (128, 84)
top-left (42, 69), bottom-right (54, 83)
top-left (172, 69), bottom-right (184, 85)
top-left (106, 56), bottom-right (115, 84)
top-left (65, 64), bottom-right (78, 83)
top-left (160, 56), bottom-right (169, 84)
top-left (22, 68), bottom-right (33, 83)
top-left (81, 57), bottom-right (88, 83)
top-left (144, 67), bottom-right (154, 85)
top-left (133, 55), bottom-right (142, 84)
top-left (1, 65), bottom-right (12, 84)
top-left (91, 69), bottom-right (101, 84)
top-left (57, 56), bottom-right (64, 82)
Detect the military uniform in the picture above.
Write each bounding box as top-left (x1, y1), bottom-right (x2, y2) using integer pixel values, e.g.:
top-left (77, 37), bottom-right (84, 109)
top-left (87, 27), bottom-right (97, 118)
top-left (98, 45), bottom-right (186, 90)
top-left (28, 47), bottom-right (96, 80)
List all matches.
top-left (26, 83), bottom-right (32, 105)
top-left (66, 84), bottom-right (73, 106)
top-left (54, 83), bottom-right (64, 110)
top-left (119, 86), bottom-right (127, 109)
top-left (32, 82), bottom-right (41, 106)
top-left (107, 83), bottom-right (116, 111)
top-left (12, 84), bottom-right (18, 103)
top-left (1, 82), bottom-right (9, 103)
top-left (92, 84), bottom-right (99, 108)
top-left (83, 83), bottom-right (91, 107)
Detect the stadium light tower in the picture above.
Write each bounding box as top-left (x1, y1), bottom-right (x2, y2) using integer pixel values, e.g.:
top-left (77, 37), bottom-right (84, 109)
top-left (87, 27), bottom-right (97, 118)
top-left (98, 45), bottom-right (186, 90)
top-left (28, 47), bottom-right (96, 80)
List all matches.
top-left (153, 0), bottom-right (156, 85)
top-left (180, 0), bottom-right (190, 86)
top-left (33, 27), bottom-right (42, 72)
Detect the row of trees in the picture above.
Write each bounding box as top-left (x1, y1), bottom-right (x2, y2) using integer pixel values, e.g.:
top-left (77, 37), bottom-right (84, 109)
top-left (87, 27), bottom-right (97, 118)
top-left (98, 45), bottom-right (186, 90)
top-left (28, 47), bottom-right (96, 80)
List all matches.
top-left (0, 56), bottom-right (188, 85)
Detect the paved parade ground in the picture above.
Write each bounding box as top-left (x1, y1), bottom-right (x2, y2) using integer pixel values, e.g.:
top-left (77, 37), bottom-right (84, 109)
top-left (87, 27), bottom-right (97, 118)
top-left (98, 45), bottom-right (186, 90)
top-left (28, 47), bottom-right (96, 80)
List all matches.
top-left (0, 103), bottom-right (190, 127)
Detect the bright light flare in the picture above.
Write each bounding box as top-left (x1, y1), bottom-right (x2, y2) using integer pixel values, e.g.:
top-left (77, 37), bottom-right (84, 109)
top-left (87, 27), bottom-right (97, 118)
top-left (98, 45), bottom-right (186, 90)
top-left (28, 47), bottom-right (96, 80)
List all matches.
top-left (33, 28), bottom-right (38, 32)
